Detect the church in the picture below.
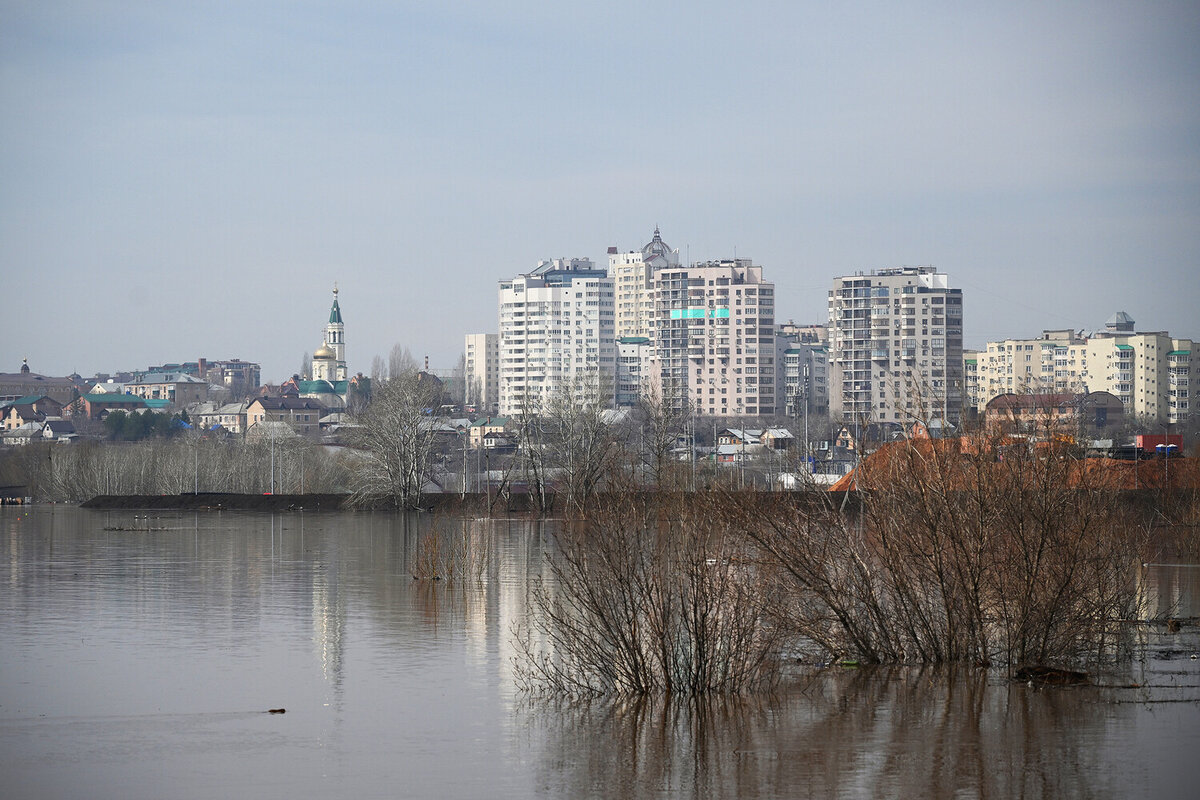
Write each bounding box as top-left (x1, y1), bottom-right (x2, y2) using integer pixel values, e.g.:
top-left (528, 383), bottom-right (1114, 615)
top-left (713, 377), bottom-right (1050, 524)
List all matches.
top-left (283, 286), bottom-right (351, 410)
top-left (311, 285), bottom-right (347, 382)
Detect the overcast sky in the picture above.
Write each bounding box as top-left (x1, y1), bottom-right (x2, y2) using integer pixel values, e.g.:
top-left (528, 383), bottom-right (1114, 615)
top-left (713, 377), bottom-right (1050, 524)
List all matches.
top-left (2, 0), bottom-right (1197, 382)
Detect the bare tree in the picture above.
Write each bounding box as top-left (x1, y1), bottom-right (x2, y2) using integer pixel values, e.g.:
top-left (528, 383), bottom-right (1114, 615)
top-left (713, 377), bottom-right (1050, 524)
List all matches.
top-left (516, 483), bottom-right (782, 697)
top-left (299, 352), bottom-right (311, 381)
top-left (728, 421), bottom-right (1147, 669)
top-left (545, 374), bottom-right (626, 516)
top-left (347, 370), bottom-right (441, 509)
top-left (500, 382), bottom-right (552, 513)
top-left (370, 354), bottom-right (387, 382)
top-left (636, 383), bottom-right (694, 489)
top-left (388, 344), bottom-right (418, 378)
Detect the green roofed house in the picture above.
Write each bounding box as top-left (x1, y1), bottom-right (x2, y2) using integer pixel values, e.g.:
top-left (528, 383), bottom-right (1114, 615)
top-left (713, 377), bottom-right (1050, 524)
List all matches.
top-left (69, 393), bottom-right (149, 420)
top-left (1, 395), bottom-right (65, 431)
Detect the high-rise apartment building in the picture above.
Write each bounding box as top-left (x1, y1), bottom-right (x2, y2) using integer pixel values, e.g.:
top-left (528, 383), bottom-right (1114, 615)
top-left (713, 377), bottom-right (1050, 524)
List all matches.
top-left (1082, 322), bottom-right (1193, 426)
top-left (463, 333), bottom-right (499, 413)
top-left (609, 227), bottom-right (679, 341)
top-left (968, 313), bottom-right (1194, 426)
top-left (828, 267), bottom-right (963, 425)
top-left (652, 258), bottom-right (776, 417)
top-left (498, 258), bottom-right (615, 416)
top-left (615, 336), bottom-right (654, 408)
top-left (974, 329), bottom-right (1088, 404)
top-left (777, 340), bottom-right (829, 418)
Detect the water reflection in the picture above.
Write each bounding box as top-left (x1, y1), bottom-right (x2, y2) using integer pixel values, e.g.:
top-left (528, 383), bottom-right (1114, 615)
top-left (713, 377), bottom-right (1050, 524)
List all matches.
top-left (529, 664), bottom-right (1199, 799)
top-left (1, 507), bottom-right (1197, 800)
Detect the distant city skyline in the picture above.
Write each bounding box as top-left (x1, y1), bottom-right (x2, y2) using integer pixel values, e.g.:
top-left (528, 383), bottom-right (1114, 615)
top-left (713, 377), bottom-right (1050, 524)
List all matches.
top-left (3, 1), bottom-right (1197, 383)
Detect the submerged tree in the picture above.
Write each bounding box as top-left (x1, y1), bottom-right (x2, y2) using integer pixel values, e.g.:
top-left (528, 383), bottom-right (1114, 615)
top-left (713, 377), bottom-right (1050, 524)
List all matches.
top-left (729, 425), bottom-right (1147, 669)
top-left (516, 484), bottom-right (782, 697)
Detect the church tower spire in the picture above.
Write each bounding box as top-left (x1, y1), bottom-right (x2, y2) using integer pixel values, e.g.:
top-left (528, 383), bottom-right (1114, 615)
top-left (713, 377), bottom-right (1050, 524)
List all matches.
top-left (325, 284), bottom-right (346, 381)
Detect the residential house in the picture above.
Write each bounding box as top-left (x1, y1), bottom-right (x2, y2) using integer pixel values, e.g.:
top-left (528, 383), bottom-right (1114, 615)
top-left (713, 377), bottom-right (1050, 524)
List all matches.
top-left (197, 402), bottom-right (249, 435)
top-left (1, 395), bottom-right (64, 431)
top-left (68, 393), bottom-right (149, 420)
top-left (125, 372), bottom-right (209, 407)
top-left (469, 417), bottom-right (509, 447)
top-left (246, 396), bottom-right (323, 437)
top-left (42, 419), bottom-right (76, 443)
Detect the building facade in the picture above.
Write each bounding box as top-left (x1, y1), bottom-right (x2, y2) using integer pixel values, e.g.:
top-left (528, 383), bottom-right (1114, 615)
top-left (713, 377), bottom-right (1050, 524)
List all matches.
top-left (464, 333), bottom-right (499, 413)
top-left (615, 336), bottom-right (654, 408)
top-left (969, 314), bottom-right (1194, 426)
top-left (0, 361), bottom-right (83, 405)
top-left (828, 267), bottom-right (964, 425)
top-left (1083, 328), bottom-right (1194, 425)
top-left (778, 340), bottom-right (829, 419)
top-left (609, 227), bottom-right (679, 341)
top-left (973, 329), bottom-right (1088, 407)
top-left (497, 259), bottom-right (615, 417)
top-left (124, 372), bottom-right (209, 406)
top-left (652, 258), bottom-right (776, 417)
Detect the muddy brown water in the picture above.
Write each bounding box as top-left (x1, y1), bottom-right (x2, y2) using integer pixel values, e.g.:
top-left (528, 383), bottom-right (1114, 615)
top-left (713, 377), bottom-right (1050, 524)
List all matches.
top-left (2, 506), bottom-right (1198, 799)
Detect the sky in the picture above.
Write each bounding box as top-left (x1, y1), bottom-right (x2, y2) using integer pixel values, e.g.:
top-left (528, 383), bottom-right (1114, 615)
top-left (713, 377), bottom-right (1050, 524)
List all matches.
top-left (2, 0), bottom-right (1198, 383)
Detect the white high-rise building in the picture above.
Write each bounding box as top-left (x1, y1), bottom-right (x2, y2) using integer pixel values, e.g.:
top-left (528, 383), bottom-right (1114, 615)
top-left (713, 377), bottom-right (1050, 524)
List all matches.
top-left (973, 329), bottom-right (1088, 406)
top-left (828, 267), bottom-right (964, 426)
top-left (609, 227), bottom-right (679, 341)
top-left (498, 258), bottom-right (615, 416)
top-left (615, 336), bottom-right (655, 408)
top-left (652, 258), bottom-right (776, 417)
top-left (1083, 327), bottom-right (1194, 425)
top-left (463, 333), bottom-right (499, 414)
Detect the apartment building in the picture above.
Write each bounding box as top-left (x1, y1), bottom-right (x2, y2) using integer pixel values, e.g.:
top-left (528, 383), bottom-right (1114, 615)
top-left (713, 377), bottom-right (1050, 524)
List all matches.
top-left (1084, 328), bottom-right (1194, 425)
top-left (777, 339), bottom-right (829, 418)
top-left (463, 333), bottom-right (499, 413)
top-left (497, 258), bottom-right (615, 416)
top-left (609, 227), bottom-right (679, 341)
top-left (652, 258), bottom-right (776, 417)
top-left (828, 267), bottom-right (964, 425)
top-left (615, 336), bottom-right (654, 408)
top-left (974, 329), bottom-right (1088, 406)
top-left (970, 314), bottom-right (1194, 425)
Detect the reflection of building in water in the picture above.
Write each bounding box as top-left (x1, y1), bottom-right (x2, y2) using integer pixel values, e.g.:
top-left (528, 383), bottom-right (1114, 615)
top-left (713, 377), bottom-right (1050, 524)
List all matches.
top-left (311, 555), bottom-right (347, 695)
top-left (312, 573), bottom-right (345, 690)
top-left (495, 518), bottom-right (554, 698)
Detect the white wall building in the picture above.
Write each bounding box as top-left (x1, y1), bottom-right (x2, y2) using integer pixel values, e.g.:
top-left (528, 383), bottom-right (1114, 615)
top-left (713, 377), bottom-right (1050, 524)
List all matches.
top-left (464, 333), bottom-right (499, 413)
top-left (615, 336), bottom-right (655, 408)
top-left (609, 227), bottom-right (679, 341)
top-left (968, 313), bottom-right (1194, 426)
top-left (828, 267), bottom-right (964, 425)
top-left (777, 339), bottom-right (829, 419)
top-left (652, 258), bottom-right (776, 417)
top-left (498, 258), bottom-right (615, 416)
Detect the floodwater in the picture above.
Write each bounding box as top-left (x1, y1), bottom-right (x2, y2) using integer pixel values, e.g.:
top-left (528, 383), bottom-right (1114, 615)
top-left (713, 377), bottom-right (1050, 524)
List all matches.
top-left (1, 506), bottom-right (1198, 799)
